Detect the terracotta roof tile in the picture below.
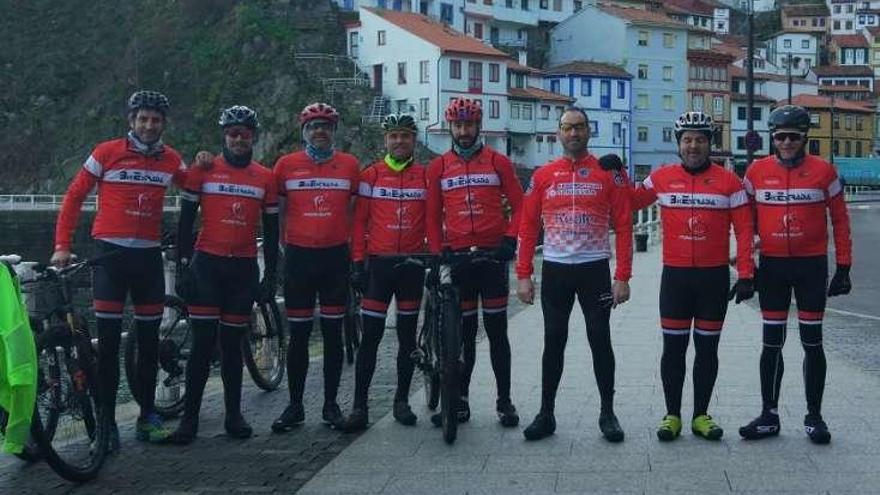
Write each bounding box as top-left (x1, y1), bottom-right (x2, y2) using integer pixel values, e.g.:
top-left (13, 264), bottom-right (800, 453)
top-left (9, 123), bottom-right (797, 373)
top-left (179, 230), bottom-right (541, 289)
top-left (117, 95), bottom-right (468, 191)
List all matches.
top-left (731, 93), bottom-right (776, 103)
top-left (506, 60), bottom-right (545, 75)
top-left (787, 94), bottom-right (874, 113)
top-left (812, 65), bottom-right (874, 77)
top-left (781, 4), bottom-right (829, 17)
top-left (363, 7), bottom-right (508, 58)
top-left (545, 61), bottom-right (632, 78)
top-left (508, 86), bottom-right (575, 103)
top-left (831, 34), bottom-right (870, 48)
top-left (596, 3), bottom-right (690, 29)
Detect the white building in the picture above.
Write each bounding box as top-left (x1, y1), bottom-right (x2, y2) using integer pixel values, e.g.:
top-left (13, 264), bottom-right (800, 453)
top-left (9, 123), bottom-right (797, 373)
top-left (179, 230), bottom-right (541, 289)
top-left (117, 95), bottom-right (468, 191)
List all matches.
top-left (765, 31), bottom-right (820, 77)
top-left (730, 93), bottom-right (774, 163)
top-left (829, 0), bottom-right (857, 34)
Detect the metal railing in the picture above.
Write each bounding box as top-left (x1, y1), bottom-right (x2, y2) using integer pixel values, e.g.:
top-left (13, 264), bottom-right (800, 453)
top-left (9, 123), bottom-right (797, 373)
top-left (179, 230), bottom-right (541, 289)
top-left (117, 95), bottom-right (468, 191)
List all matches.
top-left (844, 185), bottom-right (880, 203)
top-left (0, 195), bottom-right (182, 211)
top-left (634, 204), bottom-right (661, 245)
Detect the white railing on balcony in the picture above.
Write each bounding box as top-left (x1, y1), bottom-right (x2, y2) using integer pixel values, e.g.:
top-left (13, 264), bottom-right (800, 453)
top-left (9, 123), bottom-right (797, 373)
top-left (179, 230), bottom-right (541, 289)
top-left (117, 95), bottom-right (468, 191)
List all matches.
top-left (0, 195), bottom-right (182, 211)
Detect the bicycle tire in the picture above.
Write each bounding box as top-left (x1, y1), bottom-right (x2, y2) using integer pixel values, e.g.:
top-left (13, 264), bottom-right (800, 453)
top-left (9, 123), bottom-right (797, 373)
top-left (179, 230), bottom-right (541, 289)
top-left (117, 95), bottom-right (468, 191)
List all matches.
top-left (343, 287), bottom-right (362, 365)
top-left (419, 295), bottom-right (440, 411)
top-left (32, 328), bottom-right (108, 482)
top-left (124, 295), bottom-right (189, 419)
top-left (242, 297), bottom-right (287, 391)
top-left (439, 285), bottom-right (461, 445)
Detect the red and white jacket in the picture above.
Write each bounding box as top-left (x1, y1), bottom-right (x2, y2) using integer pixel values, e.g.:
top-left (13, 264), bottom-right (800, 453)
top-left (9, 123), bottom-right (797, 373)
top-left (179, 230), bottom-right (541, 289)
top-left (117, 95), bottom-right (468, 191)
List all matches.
top-left (426, 146), bottom-right (524, 252)
top-left (743, 154), bottom-right (852, 265)
top-left (182, 157), bottom-right (278, 258)
top-left (273, 151), bottom-right (360, 249)
top-left (631, 163), bottom-right (755, 279)
top-left (351, 160), bottom-right (427, 262)
top-left (54, 137), bottom-right (186, 251)
top-left (517, 154), bottom-right (633, 281)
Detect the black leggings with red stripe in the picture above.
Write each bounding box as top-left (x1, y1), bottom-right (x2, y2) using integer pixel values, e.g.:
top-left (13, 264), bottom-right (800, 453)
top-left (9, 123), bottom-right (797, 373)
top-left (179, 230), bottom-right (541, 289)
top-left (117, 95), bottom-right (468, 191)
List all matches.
top-left (92, 240), bottom-right (165, 421)
top-left (757, 255), bottom-right (827, 417)
top-left (283, 244), bottom-right (349, 407)
top-left (352, 257), bottom-right (425, 411)
top-left (659, 265), bottom-right (729, 418)
top-left (452, 257), bottom-right (511, 403)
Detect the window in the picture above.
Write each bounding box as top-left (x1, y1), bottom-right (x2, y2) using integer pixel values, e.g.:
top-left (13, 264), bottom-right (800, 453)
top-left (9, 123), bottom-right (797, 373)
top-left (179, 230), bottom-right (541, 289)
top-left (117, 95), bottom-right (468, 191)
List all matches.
top-left (833, 139), bottom-right (840, 156)
top-left (521, 0), bottom-right (529, 9)
top-left (637, 126), bottom-right (648, 142)
top-left (468, 61), bottom-right (483, 91)
top-left (713, 96), bottom-right (723, 115)
top-left (541, 105), bottom-right (550, 120)
top-left (663, 95), bottom-right (674, 110)
top-left (663, 127), bottom-right (673, 142)
top-left (752, 107), bottom-right (762, 121)
top-left (589, 120), bottom-right (598, 135)
top-left (833, 113), bottom-right (840, 129)
top-left (489, 100), bottom-right (500, 119)
top-left (581, 78), bottom-right (592, 96)
top-left (847, 4), bottom-right (854, 13)
top-left (663, 66), bottom-right (673, 81)
top-left (574, 0), bottom-right (582, 11)
top-left (419, 60), bottom-right (429, 83)
top-left (440, 3), bottom-right (454, 24)
top-left (845, 140), bottom-right (852, 156)
top-left (555, 106), bottom-right (564, 120)
top-left (510, 103), bottom-right (520, 119)
top-left (737, 136), bottom-right (746, 150)
top-left (450, 59), bottom-right (462, 79)
top-left (636, 93), bottom-right (649, 109)
top-left (847, 20), bottom-right (853, 30)
top-left (691, 94), bottom-right (704, 111)
top-left (663, 32), bottom-right (675, 48)
top-left (489, 63), bottom-right (500, 82)
top-left (834, 20), bottom-right (841, 30)
top-left (553, 0), bottom-right (561, 11)
top-left (737, 106), bottom-right (747, 120)
top-left (550, 79), bottom-right (561, 94)
top-left (845, 114), bottom-right (853, 130)
top-left (783, 39), bottom-right (791, 49)
top-left (506, 0), bottom-right (513, 6)
top-left (638, 31), bottom-right (649, 46)
top-left (809, 139), bottom-right (820, 155)
top-left (810, 113), bottom-right (820, 127)
top-left (857, 116), bottom-right (864, 131)
top-left (613, 122), bottom-right (621, 142)
top-left (419, 97), bottom-right (429, 120)
top-left (514, 73), bottom-right (525, 88)
top-left (523, 105), bottom-right (533, 120)
top-left (398, 62), bottom-right (407, 84)
top-left (378, 30), bottom-right (386, 45)
top-left (617, 81), bottom-right (625, 99)
top-left (833, 5), bottom-right (841, 14)
top-left (638, 64), bottom-right (648, 79)
top-left (802, 39), bottom-right (810, 49)
top-left (857, 140), bottom-right (864, 156)
top-left (473, 22), bottom-right (483, 39)
top-left (540, 0), bottom-right (548, 8)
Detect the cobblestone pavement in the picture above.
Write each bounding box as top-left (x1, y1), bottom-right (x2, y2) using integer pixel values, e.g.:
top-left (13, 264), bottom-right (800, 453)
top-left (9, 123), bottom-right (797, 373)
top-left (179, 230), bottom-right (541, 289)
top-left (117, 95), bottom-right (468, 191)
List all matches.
top-left (1, 265), bottom-right (532, 494)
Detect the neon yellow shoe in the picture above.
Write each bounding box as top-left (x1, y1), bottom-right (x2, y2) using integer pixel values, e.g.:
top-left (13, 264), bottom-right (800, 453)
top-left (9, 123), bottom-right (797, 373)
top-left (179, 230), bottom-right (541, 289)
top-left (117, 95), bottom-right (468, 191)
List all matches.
top-left (692, 414), bottom-right (723, 440)
top-left (656, 414), bottom-right (682, 442)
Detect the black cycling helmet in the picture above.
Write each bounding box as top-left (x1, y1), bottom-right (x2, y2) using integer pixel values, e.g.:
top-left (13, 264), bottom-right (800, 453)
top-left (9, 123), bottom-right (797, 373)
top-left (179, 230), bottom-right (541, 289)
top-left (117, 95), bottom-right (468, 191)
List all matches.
top-left (128, 90), bottom-right (170, 116)
top-left (219, 105), bottom-right (259, 129)
top-left (381, 113), bottom-right (418, 134)
top-left (768, 105), bottom-right (810, 134)
top-left (674, 111), bottom-right (715, 142)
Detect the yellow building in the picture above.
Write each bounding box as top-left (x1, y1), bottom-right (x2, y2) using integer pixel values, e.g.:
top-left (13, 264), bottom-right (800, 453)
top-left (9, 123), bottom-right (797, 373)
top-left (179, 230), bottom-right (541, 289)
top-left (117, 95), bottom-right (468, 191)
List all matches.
top-left (789, 95), bottom-right (875, 161)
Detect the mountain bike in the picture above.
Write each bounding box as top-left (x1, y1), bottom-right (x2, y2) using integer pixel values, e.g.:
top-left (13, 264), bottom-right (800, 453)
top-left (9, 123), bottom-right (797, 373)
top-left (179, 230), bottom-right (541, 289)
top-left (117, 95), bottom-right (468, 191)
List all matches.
top-left (124, 245), bottom-right (287, 418)
top-left (405, 249), bottom-right (499, 444)
top-left (3, 254), bottom-right (112, 482)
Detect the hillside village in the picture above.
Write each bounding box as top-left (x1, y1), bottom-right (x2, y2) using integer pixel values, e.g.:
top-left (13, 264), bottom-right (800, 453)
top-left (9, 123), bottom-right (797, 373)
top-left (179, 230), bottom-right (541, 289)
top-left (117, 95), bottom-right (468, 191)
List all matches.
top-left (333, 0), bottom-right (880, 180)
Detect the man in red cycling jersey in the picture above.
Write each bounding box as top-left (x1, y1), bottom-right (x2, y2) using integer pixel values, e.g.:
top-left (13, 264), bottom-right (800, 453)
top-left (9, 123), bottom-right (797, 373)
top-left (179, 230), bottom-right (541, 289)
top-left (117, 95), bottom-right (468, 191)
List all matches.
top-left (516, 107), bottom-right (631, 442)
top-left (52, 90), bottom-right (187, 446)
top-left (627, 111), bottom-right (754, 442)
top-left (339, 113), bottom-right (427, 432)
top-left (426, 97), bottom-right (523, 427)
top-left (168, 106), bottom-right (279, 444)
top-left (271, 102), bottom-right (360, 431)
top-left (739, 105), bottom-right (852, 444)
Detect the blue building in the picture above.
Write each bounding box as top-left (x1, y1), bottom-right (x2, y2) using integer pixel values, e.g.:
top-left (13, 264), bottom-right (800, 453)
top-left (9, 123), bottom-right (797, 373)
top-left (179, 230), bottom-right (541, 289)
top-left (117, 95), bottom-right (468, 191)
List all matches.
top-left (549, 3), bottom-right (690, 179)
top-left (543, 61), bottom-right (633, 168)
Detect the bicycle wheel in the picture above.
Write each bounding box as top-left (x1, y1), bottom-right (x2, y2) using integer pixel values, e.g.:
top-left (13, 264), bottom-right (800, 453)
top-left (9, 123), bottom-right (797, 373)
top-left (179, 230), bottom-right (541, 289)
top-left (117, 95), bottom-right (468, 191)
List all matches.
top-left (124, 295), bottom-right (189, 418)
top-left (439, 286), bottom-right (461, 444)
top-left (243, 297), bottom-right (287, 391)
top-left (32, 328), bottom-right (108, 482)
top-left (343, 287), bottom-right (362, 365)
top-left (419, 295), bottom-right (440, 411)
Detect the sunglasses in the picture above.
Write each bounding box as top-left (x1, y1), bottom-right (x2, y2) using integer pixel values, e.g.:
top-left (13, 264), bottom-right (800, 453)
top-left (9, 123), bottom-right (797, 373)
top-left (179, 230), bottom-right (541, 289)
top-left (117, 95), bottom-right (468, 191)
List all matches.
top-left (225, 128), bottom-right (254, 139)
top-left (305, 121), bottom-right (335, 132)
top-left (772, 132), bottom-right (804, 142)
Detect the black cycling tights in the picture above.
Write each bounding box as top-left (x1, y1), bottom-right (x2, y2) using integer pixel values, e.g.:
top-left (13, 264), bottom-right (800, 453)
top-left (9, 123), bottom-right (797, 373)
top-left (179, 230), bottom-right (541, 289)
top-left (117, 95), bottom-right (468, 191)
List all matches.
top-left (97, 318), bottom-right (159, 422)
top-left (459, 311), bottom-right (511, 401)
top-left (539, 260), bottom-right (615, 414)
top-left (353, 313), bottom-right (418, 410)
top-left (760, 323), bottom-right (826, 416)
top-left (660, 333), bottom-right (720, 418)
top-left (182, 319), bottom-right (246, 421)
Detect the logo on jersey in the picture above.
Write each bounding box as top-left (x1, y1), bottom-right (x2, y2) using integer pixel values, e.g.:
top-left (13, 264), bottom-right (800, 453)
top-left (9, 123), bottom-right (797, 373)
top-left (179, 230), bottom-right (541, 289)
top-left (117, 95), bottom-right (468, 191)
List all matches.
top-left (669, 180), bottom-right (687, 190)
top-left (373, 187), bottom-right (426, 200)
top-left (547, 182), bottom-right (600, 198)
top-left (305, 194), bottom-right (332, 218)
top-left (578, 168), bottom-right (589, 178)
top-left (287, 178), bottom-right (351, 191)
top-left (763, 176), bottom-right (782, 186)
top-left (223, 202), bottom-right (248, 227)
top-left (758, 189), bottom-right (823, 204)
top-left (682, 214), bottom-right (707, 240)
top-left (777, 213), bottom-right (805, 238)
top-left (659, 193), bottom-right (728, 208)
top-left (126, 192), bottom-right (154, 218)
top-left (553, 212), bottom-right (590, 226)
top-left (441, 174), bottom-right (500, 191)
top-left (105, 169), bottom-right (172, 186)
top-left (204, 182), bottom-right (264, 199)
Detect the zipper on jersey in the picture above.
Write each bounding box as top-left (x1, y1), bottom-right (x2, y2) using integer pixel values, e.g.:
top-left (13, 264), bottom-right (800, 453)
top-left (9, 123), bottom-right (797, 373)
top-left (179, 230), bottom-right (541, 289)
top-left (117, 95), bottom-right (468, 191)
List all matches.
top-left (786, 167), bottom-right (791, 256)
top-left (397, 172), bottom-right (403, 253)
top-left (690, 174), bottom-right (696, 267)
top-left (465, 159), bottom-right (477, 241)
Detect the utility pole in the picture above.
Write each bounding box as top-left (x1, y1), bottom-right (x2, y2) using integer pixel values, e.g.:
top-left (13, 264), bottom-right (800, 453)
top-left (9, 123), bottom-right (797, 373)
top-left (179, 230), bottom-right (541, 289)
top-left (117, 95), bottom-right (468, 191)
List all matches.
top-left (746, 0), bottom-right (755, 166)
top-left (830, 94), bottom-right (836, 165)
top-left (787, 52), bottom-right (793, 105)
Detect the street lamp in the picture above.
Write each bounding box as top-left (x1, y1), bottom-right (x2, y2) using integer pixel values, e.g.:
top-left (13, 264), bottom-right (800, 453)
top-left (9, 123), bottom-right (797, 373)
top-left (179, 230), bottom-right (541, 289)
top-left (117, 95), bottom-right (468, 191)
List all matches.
top-left (746, 0), bottom-right (755, 166)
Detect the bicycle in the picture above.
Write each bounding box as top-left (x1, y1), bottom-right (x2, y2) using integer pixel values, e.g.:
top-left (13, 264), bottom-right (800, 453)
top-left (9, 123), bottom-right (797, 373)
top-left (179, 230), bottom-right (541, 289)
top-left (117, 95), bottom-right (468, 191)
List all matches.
top-left (2, 254), bottom-right (112, 482)
top-left (124, 245), bottom-right (287, 418)
top-left (343, 285), bottom-right (362, 365)
top-left (405, 249), bottom-right (500, 444)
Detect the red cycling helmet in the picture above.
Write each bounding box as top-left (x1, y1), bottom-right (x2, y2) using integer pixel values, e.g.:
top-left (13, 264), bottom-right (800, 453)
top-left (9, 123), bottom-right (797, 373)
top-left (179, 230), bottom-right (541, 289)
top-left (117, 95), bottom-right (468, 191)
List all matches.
top-left (445, 98), bottom-right (482, 123)
top-left (299, 102), bottom-right (340, 127)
